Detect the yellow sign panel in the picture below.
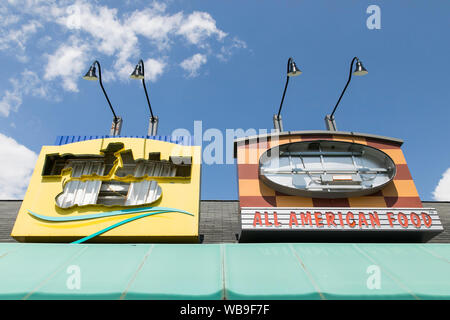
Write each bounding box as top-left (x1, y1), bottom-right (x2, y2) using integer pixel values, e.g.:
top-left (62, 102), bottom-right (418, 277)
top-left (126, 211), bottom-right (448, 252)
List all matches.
top-left (11, 137), bottom-right (201, 243)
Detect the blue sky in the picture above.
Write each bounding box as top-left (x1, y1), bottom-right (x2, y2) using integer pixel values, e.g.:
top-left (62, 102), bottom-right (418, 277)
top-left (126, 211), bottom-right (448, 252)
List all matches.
top-left (0, 0), bottom-right (449, 200)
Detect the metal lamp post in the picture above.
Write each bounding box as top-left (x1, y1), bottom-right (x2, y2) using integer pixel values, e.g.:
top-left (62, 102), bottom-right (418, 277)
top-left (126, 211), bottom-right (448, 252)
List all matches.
top-left (130, 59), bottom-right (158, 136)
top-left (83, 61), bottom-right (122, 136)
top-left (273, 57), bottom-right (302, 132)
top-left (325, 56), bottom-right (368, 131)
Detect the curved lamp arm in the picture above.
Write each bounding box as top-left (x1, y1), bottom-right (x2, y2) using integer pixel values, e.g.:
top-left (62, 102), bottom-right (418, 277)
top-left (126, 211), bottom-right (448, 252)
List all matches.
top-left (330, 56), bottom-right (358, 120)
top-left (277, 57), bottom-right (294, 118)
top-left (92, 60), bottom-right (118, 123)
top-left (138, 60), bottom-right (155, 121)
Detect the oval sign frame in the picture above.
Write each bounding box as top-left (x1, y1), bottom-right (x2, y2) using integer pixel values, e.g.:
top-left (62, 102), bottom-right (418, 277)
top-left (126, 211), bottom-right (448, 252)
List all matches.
top-left (259, 140), bottom-right (397, 199)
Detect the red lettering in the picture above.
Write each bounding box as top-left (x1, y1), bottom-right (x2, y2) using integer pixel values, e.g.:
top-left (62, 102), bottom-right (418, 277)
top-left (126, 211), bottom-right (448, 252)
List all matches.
top-left (410, 212), bottom-right (421, 228)
top-left (325, 212), bottom-right (337, 227)
top-left (289, 212), bottom-right (298, 228)
top-left (398, 213), bottom-right (408, 228)
top-left (253, 212), bottom-right (262, 227)
top-left (358, 212), bottom-right (369, 228)
top-left (314, 212), bottom-right (324, 228)
top-left (369, 212), bottom-right (381, 228)
top-left (421, 212), bottom-right (432, 228)
top-left (346, 212), bottom-right (356, 228)
top-left (300, 212), bottom-right (313, 226)
top-left (264, 212), bottom-right (273, 227)
top-left (273, 212), bottom-right (282, 227)
top-left (387, 212), bottom-right (396, 228)
top-left (338, 212), bottom-right (345, 227)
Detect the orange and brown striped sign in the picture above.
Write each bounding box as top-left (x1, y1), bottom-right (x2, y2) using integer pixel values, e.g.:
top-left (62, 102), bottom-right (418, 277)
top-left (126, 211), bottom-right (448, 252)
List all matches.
top-left (234, 132), bottom-right (422, 209)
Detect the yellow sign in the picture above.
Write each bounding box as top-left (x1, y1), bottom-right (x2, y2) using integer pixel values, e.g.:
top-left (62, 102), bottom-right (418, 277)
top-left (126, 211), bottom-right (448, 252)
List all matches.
top-left (11, 137), bottom-right (201, 243)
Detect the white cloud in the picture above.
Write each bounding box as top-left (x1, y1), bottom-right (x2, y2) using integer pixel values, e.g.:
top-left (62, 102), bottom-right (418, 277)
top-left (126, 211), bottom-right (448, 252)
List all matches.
top-left (217, 37), bottom-right (247, 61)
top-left (0, 133), bottom-right (37, 199)
top-left (0, 91), bottom-right (21, 117)
top-left (55, 2), bottom-right (227, 80)
top-left (52, 1), bottom-right (230, 82)
top-left (0, 6), bottom-right (20, 27)
top-left (180, 53), bottom-right (207, 77)
top-left (0, 19), bottom-right (42, 60)
top-left (100, 68), bottom-right (117, 83)
top-left (51, 1), bottom-right (171, 82)
top-left (144, 58), bottom-right (166, 82)
top-left (177, 11), bottom-right (227, 46)
top-left (0, 0), bottom-right (245, 111)
top-left (433, 168), bottom-right (450, 201)
top-left (126, 8), bottom-right (183, 50)
top-left (0, 69), bottom-right (50, 117)
top-left (59, 2), bottom-right (139, 76)
top-left (44, 37), bottom-right (89, 92)
top-left (3, 0), bottom-right (65, 21)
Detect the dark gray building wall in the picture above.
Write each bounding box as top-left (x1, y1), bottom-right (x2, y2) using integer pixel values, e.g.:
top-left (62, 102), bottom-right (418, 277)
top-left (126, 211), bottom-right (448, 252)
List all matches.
top-left (1, 200), bottom-right (449, 243)
top-left (425, 201), bottom-right (450, 243)
top-left (0, 201), bottom-right (20, 243)
top-left (199, 201), bottom-right (240, 243)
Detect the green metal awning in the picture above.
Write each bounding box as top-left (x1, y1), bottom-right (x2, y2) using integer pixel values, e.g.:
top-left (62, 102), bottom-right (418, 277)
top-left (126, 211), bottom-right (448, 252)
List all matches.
top-left (0, 243), bottom-right (449, 300)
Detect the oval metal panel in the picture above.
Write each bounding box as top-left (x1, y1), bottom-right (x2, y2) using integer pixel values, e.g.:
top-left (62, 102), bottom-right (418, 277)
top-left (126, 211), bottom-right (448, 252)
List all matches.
top-left (55, 179), bottom-right (162, 208)
top-left (259, 140), bottom-right (396, 198)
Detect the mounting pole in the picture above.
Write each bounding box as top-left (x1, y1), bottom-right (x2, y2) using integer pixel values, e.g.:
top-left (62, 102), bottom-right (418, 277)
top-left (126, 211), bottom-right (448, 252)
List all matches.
top-left (148, 116), bottom-right (159, 136)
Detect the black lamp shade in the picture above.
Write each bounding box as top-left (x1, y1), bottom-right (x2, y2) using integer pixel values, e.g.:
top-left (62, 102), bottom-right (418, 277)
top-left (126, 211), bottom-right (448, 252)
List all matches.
top-left (82, 66), bottom-right (98, 81)
top-left (353, 60), bottom-right (368, 76)
top-left (287, 60), bottom-right (302, 77)
top-left (130, 64), bottom-right (144, 79)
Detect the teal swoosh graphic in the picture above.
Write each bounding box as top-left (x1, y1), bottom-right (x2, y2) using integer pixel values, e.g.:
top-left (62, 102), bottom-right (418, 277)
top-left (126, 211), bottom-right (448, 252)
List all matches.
top-left (71, 210), bottom-right (193, 244)
top-left (27, 206), bottom-right (192, 222)
top-left (27, 206), bottom-right (195, 244)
